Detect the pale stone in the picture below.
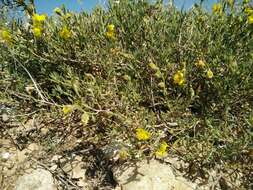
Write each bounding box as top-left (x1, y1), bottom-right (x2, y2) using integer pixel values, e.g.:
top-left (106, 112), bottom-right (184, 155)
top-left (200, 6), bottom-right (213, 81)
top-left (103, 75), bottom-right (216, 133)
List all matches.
top-left (164, 156), bottom-right (187, 170)
top-left (114, 159), bottom-right (175, 190)
top-left (2, 113), bottom-right (9, 122)
top-left (114, 159), bottom-right (197, 190)
top-left (15, 169), bottom-right (56, 190)
top-left (62, 162), bottom-right (72, 173)
top-left (75, 155), bottom-right (83, 161)
top-left (40, 127), bottom-right (49, 135)
top-left (173, 176), bottom-right (196, 190)
top-left (2, 152), bottom-right (10, 160)
top-left (72, 162), bottom-right (86, 179)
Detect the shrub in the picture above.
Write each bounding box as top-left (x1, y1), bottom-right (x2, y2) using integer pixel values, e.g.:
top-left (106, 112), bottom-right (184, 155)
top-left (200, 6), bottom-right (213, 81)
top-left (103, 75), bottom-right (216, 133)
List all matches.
top-left (1, 0), bottom-right (252, 187)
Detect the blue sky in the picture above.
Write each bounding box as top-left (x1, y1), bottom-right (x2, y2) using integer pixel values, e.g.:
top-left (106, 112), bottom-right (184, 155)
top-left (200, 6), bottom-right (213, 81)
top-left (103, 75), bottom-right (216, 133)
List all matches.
top-left (35, 0), bottom-right (218, 14)
top-left (35, 0), bottom-right (102, 14)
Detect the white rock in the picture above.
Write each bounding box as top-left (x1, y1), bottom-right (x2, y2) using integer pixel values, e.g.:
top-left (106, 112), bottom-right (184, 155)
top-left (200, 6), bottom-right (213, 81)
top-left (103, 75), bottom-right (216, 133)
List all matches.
top-left (2, 152), bottom-right (10, 160)
top-left (2, 113), bottom-right (9, 122)
top-left (114, 159), bottom-right (175, 190)
top-left (114, 159), bottom-right (197, 190)
top-left (15, 169), bottom-right (56, 190)
top-left (173, 176), bottom-right (197, 190)
top-left (72, 162), bottom-right (86, 179)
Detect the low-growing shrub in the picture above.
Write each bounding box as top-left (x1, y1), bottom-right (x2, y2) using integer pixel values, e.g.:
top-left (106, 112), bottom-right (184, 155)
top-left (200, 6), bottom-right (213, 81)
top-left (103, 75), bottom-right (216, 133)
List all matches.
top-left (1, 0), bottom-right (252, 188)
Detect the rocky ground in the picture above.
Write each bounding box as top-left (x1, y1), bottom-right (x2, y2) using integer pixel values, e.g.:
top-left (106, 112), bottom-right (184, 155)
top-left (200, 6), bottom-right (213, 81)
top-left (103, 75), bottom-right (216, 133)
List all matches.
top-left (0, 139), bottom-right (242, 190)
top-left (0, 111), bottom-right (247, 190)
top-left (0, 137), bottom-right (203, 190)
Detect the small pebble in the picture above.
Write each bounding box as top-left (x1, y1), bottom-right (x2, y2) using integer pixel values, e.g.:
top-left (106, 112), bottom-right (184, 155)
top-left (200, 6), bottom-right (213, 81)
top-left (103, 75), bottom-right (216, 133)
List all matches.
top-left (2, 113), bottom-right (9, 122)
top-left (2, 152), bottom-right (10, 160)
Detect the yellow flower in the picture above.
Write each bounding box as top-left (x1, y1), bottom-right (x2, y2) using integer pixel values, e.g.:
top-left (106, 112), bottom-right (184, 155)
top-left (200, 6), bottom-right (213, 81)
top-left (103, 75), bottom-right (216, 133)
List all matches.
top-left (212, 3), bottom-right (222, 14)
top-left (59, 26), bottom-right (71, 40)
top-left (0, 29), bottom-right (13, 44)
top-left (136, 128), bottom-right (151, 141)
top-left (107, 24), bottom-right (115, 32)
top-left (32, 14), bottom-right (46, 22)
top-left (173, 70), bottom-right (185, 86)
top-left (81, 112), bottom-right (89, 126)
top-left (248, 15), bottom-right (253, 24)
top-left (106, 31), bottom-right (116, 40)
top-left (245, 7), bottom-right (253, 15)
top-left (62, 105), bottom-right (75, 115)
top-left (206, 69), bottom-right (214, 79)
top-left (33, 27), bottom-right (42, 37)
top-left (155, 141), bottom-right (168, 157)
top-left (195, 60), bottom-right (206, 68)
top-left (106, 24), bottom-right (116, 40)
top-left (32, 14), bottom-right (46, 27)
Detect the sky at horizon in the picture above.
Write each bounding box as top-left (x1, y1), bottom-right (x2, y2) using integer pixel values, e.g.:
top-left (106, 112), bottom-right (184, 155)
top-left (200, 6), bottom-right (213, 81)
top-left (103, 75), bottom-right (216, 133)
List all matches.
top-left (35, 0), bottom-right (218, 14)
